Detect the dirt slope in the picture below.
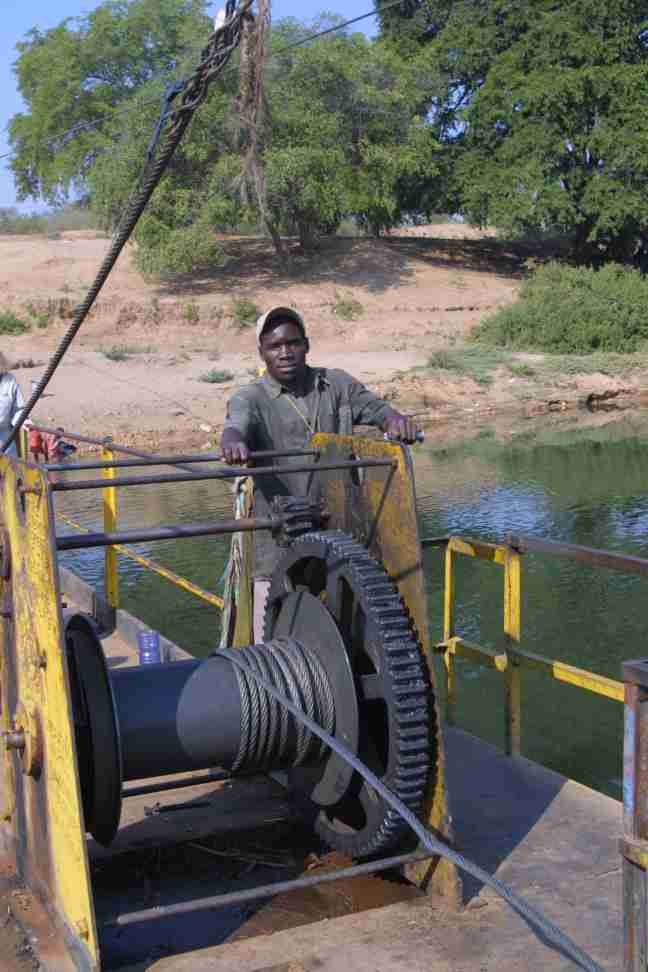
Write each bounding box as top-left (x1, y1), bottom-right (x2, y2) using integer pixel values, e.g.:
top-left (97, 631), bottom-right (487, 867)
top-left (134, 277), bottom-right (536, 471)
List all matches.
top-left (0, 227), bottom-right (637, 452)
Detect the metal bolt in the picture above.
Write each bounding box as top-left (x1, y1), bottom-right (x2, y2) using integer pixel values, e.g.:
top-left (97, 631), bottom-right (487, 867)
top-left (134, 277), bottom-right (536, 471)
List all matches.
top-left (19, 484), bottom-right (42, 497)
top-left (3, 729), bottom-right (25, 752)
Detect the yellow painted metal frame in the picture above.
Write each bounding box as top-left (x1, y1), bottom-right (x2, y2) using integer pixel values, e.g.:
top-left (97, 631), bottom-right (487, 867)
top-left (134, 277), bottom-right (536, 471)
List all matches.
top-left (102, 444), bottom-right (119, 610)
top-left (435, 535), bottom-right (624, 758)
top-left (0, 457), bottom-right (99, 971)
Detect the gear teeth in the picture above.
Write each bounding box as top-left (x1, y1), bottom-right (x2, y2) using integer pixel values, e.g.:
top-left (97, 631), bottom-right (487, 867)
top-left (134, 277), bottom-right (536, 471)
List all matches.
top-left (267, 528), bottom-right (436, 859)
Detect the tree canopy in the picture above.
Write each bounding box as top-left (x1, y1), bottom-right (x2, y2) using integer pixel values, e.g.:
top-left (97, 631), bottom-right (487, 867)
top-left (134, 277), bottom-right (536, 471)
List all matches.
top-left (8, 1), bottom-right (438, 272)
top-left (8, 0), bottom-right (648, 271)
top-left (388, 0), bottom-right (648, 259)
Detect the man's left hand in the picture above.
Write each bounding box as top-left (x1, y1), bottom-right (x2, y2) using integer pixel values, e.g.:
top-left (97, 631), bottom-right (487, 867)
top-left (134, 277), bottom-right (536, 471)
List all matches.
top-left (383, 411), bottom-right (421, 444)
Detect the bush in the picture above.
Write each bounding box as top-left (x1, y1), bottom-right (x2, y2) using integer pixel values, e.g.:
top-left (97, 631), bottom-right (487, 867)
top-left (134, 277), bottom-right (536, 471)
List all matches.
top-left (0, 208), bottom-right (47, 235)
top-left (183, 303), bottom-right (200, 324)
top-left (133, 220), bottom-right (223, 277)
top-left (474, 262), bottom-right (648, 353)
top-left (231, 298), bottom-right (259, 327)
top-left (332, 292), bottom-right (363, 320)
top-left (426, 347), bottom-right (511, 384)
top-left (199, 369), bottom-right (234, 383)
top-left (101, 345), bottom-right (131, 362)
top-left (101, 344), bottom-right (156, 361)
top-left (0, 205), bottom-right (96, 236)
top-left (0, 311), bottom-right (29, 335)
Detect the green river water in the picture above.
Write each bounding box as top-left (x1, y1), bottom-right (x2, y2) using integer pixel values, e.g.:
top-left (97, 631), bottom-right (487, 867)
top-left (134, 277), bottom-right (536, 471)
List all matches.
top-left (56, 411), bottom-right (648, 800)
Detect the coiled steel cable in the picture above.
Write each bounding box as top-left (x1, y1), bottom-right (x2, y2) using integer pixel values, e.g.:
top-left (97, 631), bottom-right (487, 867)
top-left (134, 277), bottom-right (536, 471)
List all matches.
top-left (224, 639), bottom-right (335, 773)
top-left (217, 645), bottom-right (607, 972)
top-left (0, 0), bottom-right (253, 455)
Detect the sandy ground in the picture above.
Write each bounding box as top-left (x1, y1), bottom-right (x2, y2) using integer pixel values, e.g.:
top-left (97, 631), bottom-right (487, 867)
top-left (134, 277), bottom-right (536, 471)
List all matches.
top-left (0, 226), bottom-right (640, 453)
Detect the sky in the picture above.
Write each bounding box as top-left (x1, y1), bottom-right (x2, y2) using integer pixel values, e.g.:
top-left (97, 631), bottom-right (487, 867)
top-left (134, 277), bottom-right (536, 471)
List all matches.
top-left (0, 0), bottom-right (376, 211)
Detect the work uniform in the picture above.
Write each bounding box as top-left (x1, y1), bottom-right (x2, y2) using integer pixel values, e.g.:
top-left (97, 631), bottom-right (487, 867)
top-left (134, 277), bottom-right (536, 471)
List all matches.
top-left (0, 372), bottom-right (25, 457)
top-left (222, 366), bottom-right (393, 638)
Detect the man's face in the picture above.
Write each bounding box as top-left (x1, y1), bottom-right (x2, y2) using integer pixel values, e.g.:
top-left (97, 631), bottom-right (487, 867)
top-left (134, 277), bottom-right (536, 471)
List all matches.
top-left (260, 321), bottom-right (308, 385)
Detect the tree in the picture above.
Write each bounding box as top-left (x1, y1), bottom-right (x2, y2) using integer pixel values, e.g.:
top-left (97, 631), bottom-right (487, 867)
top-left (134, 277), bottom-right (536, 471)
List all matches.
top-left (261, 28), bottom-right (439, 244)
top-left (8, 0), bottom-right (209, 204)
top-left (8, 2), bottom-right (442, 272)
top-left (399, 0), bottom-right (648, 260)
top-left (83, 14), bottom-right (440, 265)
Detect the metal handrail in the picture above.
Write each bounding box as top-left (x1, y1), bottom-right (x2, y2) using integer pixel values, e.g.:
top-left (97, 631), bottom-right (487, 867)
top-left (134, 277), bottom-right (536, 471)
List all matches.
top-left (50, 458), bottom-right (396, 492)
top-left (433, 533), bottom-right (627, 758)
top-left (57, 512), bottom-right (225, 610)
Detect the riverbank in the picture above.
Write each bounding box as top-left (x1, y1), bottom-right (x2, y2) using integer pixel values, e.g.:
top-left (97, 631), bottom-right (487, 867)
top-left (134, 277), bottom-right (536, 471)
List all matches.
top-left (1, 226), bottom-right (645, 453)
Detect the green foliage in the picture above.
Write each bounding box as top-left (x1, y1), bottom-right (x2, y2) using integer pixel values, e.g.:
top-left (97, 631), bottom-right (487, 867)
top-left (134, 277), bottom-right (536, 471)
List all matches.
top-left (133, 219), bottom-right (223, 276)
top-left (101, 346), bottom-right (131, 362)
top-left (0, 205), bottom-right (98, 236)
top-left (474, 262), bottom-right (648, 353)
top-left (332, 292), bottom-right (363, 320)
top-left (0, 208), bottom-right (47, 234)
top-left (231, 298), bottom-right (259, 327)
top-left (0, 311), bottom-right (29, 335)
top-left (183, 302), bottom-right (200, 324)
top-left (265, 30), bottom-right (440, 243)
top-left (425, 346), bottom-right (511, 384)
top-left (24, 302), bottom-right (52, 329)
top-left (198, 368), bottom-right (234, 383)
top-left (9, 6), bottom-right (441, 268)
top-left (100, 344), bottom-right (155, 361)
top-left (508, 361), bottom-right (536, 378)
top-left (407, 0), bottom-right (648, 260)
top-left (8, 0), bottom-right (209, 204)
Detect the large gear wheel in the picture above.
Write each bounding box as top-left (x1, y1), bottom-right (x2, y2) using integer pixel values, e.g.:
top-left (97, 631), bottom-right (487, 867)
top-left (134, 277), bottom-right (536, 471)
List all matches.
top-left (265, 530), bottom-right (436, 859)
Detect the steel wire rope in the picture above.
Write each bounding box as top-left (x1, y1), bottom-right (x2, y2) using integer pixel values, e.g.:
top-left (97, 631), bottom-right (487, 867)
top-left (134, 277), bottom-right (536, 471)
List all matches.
top-left (0, 0), bottom-right (253, 455)
top-left (217, 644), bottom-right (607, 972)
top-left (0, 0), bottom-right (408, 165)
top-left (225, 640), bottom-right (334, 771)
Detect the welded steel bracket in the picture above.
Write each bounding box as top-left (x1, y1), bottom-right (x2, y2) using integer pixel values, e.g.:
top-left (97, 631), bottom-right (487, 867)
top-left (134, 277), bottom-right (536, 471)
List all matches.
top-left (310, 434), bottom-right (461, 907)
top-left (0, 457), bottom-right (99, 971)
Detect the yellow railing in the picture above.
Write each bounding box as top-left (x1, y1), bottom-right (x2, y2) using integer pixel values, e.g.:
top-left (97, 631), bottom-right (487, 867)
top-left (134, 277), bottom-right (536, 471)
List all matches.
top-left (433, 535), bottom-right (624, 757)
top-left (53, 438), bottom-right (224, 614)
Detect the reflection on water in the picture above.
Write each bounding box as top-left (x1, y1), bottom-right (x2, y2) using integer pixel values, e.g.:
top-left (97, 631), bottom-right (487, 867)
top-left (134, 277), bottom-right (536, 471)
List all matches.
top-left (417, 414), bottom-right (648, 798)
top-left (56, 413), bottom-right (648, 796)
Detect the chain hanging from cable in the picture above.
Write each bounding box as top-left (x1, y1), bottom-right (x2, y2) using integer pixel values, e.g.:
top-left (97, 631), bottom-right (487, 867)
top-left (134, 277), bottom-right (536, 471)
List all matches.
top-left (1, 0), bottom-right (254, 454)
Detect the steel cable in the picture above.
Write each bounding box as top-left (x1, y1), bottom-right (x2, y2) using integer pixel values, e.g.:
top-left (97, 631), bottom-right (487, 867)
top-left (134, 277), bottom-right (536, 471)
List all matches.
top-left (225, 639), bottom-right (335, 772)
top-left (0, 0), bottom-right (253, 455)
top-left (217, 645), bottom-right (608, 972)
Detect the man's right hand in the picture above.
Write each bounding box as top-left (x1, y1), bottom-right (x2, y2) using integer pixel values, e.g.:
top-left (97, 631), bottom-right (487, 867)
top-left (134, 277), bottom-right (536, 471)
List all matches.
top-left (220, 430), bottom-right (250, 465)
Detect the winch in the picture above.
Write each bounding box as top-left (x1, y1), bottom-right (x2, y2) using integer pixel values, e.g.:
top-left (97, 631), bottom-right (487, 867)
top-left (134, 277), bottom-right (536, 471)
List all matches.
top-left (0, 433), bottom-right (455, 971)
top-left (69, 529), bottom-right (434, 860)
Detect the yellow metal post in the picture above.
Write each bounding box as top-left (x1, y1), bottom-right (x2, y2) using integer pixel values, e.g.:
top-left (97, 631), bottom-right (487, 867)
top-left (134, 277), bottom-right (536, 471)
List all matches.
top-left (17, 426), bottom-right (29, 461)
top-left (102, 440), bottom-right (119, 610)
top-left (0, 458), bottom-right (100, 966)
top-left (443, 544), bottom-right (456, 726)
top-left (504, 549), bottom-right (521, 756)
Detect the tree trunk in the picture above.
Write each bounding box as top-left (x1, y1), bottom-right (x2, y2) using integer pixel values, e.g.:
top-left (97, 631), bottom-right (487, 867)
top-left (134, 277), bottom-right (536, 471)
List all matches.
top-left (239, 2), bottom-right (290, 264)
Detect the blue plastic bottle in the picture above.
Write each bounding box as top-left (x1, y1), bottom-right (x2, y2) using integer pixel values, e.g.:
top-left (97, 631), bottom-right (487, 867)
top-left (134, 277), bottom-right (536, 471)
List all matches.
top-left (137, 629), bottom-right (161, 665)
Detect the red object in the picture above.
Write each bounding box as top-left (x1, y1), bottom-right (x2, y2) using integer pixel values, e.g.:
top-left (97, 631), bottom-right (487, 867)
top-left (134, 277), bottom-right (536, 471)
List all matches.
top-left (29, 429), bottom-right (62, 461)
top-left (28, 428), bottom-right (43, 456)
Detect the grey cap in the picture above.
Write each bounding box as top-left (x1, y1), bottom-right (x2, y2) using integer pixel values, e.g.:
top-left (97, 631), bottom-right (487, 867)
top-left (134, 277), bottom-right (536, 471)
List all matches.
top-left (256, 306), bottom-right (305, 348)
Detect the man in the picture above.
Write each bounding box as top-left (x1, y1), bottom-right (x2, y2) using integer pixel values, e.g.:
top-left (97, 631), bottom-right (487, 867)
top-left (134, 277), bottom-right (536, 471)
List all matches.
top-left (221, 306), bottom-right (422, 640)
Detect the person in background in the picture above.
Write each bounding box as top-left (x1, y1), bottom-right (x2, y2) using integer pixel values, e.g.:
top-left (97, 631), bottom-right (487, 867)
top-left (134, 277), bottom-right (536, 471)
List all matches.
top-left (28, 426), bottom-right (70, 463)
top-left (220, 306), bottom-right (422, 641)
top-left (0, 353), bottom-right (26, 457)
